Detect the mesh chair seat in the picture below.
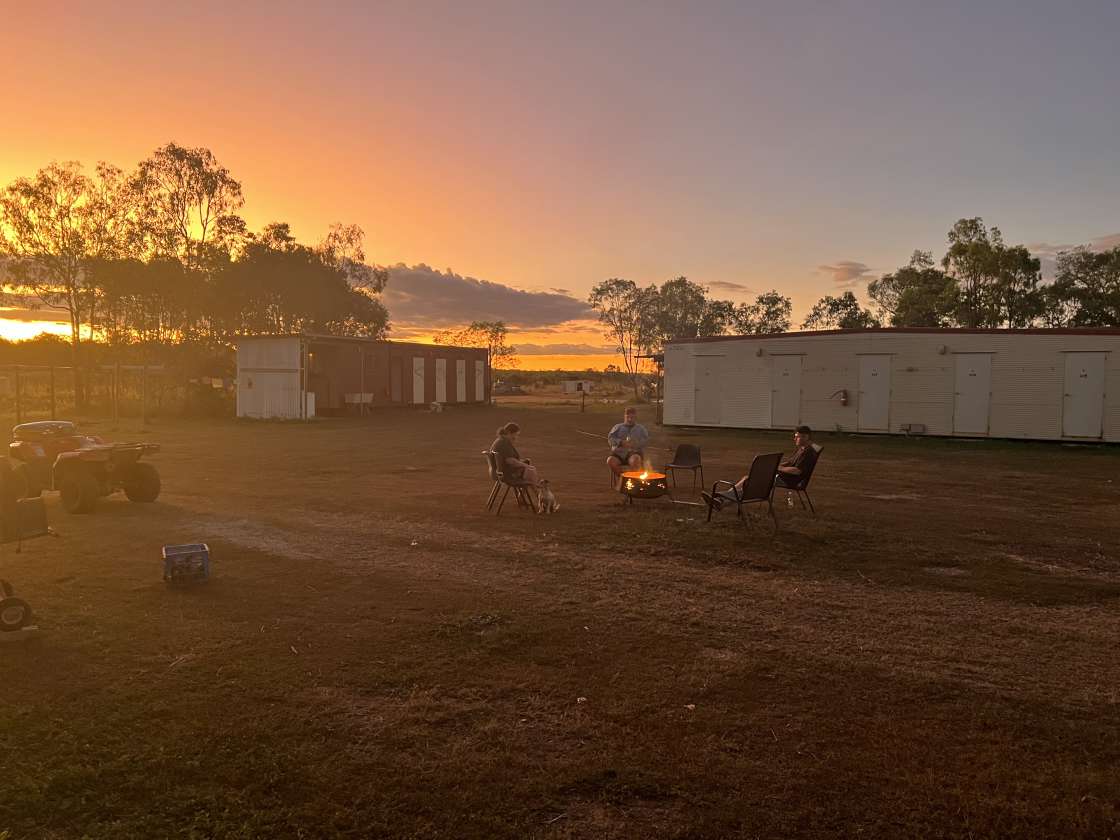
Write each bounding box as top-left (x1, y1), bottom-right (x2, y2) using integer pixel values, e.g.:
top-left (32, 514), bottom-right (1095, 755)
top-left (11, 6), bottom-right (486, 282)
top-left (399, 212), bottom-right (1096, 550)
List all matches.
top-left (706, 451), bottom-right (783, 528)
top-left (665, 443), bottom-right (704, 490)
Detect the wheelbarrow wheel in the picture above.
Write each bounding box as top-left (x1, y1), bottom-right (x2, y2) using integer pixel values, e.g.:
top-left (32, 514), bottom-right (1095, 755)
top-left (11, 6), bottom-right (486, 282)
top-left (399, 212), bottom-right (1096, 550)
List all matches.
top-left (0, 596), bottom-right (32, 632)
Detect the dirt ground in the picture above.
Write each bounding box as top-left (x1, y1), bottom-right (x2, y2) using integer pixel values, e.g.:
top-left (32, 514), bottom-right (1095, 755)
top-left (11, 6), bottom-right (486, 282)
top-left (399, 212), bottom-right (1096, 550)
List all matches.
top-left (1, 403), bottom-right (1118, 839)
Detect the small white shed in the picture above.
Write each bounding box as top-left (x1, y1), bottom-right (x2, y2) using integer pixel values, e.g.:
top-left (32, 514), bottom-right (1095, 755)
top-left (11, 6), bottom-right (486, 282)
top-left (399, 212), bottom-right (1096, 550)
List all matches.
top-left (561, 379), bottom-right (594, 394)
top-left (664, 328), bottom-right (1120, 442)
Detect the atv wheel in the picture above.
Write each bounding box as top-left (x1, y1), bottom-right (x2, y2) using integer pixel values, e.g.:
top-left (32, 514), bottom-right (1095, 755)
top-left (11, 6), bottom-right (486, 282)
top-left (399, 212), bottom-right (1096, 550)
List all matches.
top-left (11, 462), bottom-right (40, 499)
top-left (0, 596), bottom-right (32, 632)
top-left (60, 471), bottom-right (100, 514)
top-left (123, 462), bottom-right (161, 503)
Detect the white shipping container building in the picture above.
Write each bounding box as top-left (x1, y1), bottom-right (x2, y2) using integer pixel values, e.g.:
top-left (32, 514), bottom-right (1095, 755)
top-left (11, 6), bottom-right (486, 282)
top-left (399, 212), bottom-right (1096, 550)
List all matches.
top-left (663, 328), bottom-right (1120, 442)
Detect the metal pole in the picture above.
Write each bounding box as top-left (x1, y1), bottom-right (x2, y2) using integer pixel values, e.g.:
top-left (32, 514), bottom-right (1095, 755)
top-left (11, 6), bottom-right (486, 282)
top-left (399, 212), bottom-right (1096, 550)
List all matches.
top-left (359, 345), bottom-right (365, 417)
top-left (581, 389), bottom-right (586, 413)
top-left (113, 362), bottom-right (120, 427)
top-left (141, 363), bottom-right (149, 426)
top-left (49, 365), bottom-right (56, 420)
top-left (14, 368), bottom-right (22, 424)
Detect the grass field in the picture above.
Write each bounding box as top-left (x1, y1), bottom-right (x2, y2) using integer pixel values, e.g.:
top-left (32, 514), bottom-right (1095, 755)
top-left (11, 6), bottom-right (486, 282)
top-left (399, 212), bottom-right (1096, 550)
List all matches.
top-left (1, 404), bottom-right (1118, 839)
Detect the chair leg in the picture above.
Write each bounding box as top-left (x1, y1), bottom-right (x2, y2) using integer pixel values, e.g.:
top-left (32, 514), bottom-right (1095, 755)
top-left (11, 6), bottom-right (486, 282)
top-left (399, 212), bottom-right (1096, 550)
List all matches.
top-left (804, 491), bottom-right (816, 515)
top-left (486, 481), bottom-right (501, 510)
top-left (768, 497), bottom-right (778, 530)
top-left (496, 484), bottom-right (511, 515)
top-left (797, 490), bottom-right (807, 510)
top-left (670, 468), bottom-right (677, 488)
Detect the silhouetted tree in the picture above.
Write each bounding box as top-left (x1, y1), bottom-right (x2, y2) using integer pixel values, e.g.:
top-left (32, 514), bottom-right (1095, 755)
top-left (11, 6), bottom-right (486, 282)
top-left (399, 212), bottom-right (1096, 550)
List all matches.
top-left (868, 251), bottom-right (957, 327)
top-left (1042, 246), bottom-right (1120, 327)
top-left (589, 278), bottom-right (658, 399)
top-left (0, 161), bottom-right (137, 403)
top-left (732, 290), bottom-right (792, 334)
top-left (802, 291), bottom-right (880, 329)
top-left (134, 143), bottom-right (245, 271)
top-left (434, 321), bottom-right (515, 367)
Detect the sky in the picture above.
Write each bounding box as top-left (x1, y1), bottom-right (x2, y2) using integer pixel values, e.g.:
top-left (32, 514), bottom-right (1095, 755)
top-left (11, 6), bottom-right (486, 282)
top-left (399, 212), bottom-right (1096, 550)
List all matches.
top-left (1, 0), bottom-right (1118, 368)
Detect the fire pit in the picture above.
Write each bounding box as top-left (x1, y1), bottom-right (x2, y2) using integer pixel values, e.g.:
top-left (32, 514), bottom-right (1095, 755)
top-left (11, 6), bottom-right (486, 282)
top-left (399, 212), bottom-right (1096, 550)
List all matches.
top-left (619, 470), bottom-right (669, 503)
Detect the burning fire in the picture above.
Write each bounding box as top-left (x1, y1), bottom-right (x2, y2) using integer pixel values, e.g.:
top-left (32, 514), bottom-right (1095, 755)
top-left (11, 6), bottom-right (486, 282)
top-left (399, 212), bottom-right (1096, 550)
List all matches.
top-left (639, 471), bottom-right (649, 480)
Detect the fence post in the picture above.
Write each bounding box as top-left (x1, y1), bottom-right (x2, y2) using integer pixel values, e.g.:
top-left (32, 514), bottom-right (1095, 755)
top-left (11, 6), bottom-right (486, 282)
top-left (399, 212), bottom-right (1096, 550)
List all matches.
top-left (14, 368), bottom-right (22, 424)
top-left (49, 365), bottom-right (56, 420)
top-left (141, 364), bottom-right (149, 425)
top-left (113, 363), bottom-right (121, 427)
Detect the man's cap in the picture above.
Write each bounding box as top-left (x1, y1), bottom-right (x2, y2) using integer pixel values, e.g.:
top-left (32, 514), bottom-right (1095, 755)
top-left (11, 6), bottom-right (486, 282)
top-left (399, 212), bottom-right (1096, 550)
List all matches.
top-left (795, 425), bottom-right (812, 435)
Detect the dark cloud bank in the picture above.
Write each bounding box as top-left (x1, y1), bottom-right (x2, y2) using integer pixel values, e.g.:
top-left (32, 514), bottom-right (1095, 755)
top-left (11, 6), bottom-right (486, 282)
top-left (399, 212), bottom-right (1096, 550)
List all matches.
top-left (382, 264), bottom-right (593, 330)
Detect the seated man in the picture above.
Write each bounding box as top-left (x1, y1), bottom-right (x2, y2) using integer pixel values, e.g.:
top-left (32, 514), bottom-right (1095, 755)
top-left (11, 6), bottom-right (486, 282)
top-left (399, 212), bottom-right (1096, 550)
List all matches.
top-left (606, 407), bottom-right (650, 477)
top-left (702, 425), bottom-right (819, 511)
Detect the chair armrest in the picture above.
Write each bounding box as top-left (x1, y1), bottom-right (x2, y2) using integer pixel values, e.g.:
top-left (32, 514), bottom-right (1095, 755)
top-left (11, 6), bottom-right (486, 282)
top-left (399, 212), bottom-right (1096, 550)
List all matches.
top-left (711, 480), bottom-right (741, 500)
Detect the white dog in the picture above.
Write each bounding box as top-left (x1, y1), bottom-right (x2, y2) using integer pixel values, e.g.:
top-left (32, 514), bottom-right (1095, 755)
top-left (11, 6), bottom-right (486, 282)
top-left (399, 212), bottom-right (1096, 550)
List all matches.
top-left (537, 479), bottom-right (560, 514)
top-left (429, 401), bottom-right (443, 413)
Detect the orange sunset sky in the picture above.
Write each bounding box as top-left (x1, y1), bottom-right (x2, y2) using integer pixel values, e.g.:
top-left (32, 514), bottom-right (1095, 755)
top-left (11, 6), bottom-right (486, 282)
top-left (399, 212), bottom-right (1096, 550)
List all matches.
top-left (2, 2), bottom-right (1118, 368)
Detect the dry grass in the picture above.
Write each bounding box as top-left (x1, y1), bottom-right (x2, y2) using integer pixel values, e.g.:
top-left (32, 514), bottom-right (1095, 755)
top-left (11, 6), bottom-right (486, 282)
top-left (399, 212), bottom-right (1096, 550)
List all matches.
top-left (1, 404), bottom-right (1118, 838)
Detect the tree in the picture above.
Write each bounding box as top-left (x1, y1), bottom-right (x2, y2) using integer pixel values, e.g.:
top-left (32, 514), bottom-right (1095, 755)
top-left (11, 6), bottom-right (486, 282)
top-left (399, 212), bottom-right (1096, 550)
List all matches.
top-left (134, 143), bottom-right (245, 271)
top-left (588, 278), bottom-right (658, 400)
top-left (802, 291), bottom-right (880, 330)
top-left (318, 223), bottom-right (389, 294)
top-left (222, 223), bottom-right (389, 338)
top-left (942, 217), bottom-right (1001, 328)
top-left (868, 251), bottom-right (958, 327)
top-left (648, 276), bottom-right (735, 343)
top-left (1044, 246), bottom-right (1120, 327)
top-left (434, 321), bottom-right (516, 367)
top-left (991, 244), bottom-right (1042, 328)
top-left (731, 290), bottom-right (792, 334)
top-left (0, 161), bottom-right (137, 402)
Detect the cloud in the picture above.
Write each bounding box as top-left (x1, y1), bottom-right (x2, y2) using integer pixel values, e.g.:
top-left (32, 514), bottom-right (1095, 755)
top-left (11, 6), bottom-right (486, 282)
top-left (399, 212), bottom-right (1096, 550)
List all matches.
top-left (1027, 232), bottom-right (1120, 280)
top-left (512, 343), bottom-right (617, 355)
top-left (382, 264), bottom-right (594, 331)
top-left (817, 261), bottom-right (873, 288)
top-left (706, 280), bottom-right (753, 295)
top-left (0, 305), bottom-right (67, 323)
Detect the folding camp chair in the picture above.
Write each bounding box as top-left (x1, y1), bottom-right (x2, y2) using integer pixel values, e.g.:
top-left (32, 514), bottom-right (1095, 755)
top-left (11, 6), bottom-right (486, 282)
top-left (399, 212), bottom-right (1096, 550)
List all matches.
top-left (665, 443), bottom-right (704, 490)
top-left (705, 451), bottom-right (783, 528)
top-left (484, 451), bottom-right (537, 515)
top-left (775, 444), bottom-right (822, 515)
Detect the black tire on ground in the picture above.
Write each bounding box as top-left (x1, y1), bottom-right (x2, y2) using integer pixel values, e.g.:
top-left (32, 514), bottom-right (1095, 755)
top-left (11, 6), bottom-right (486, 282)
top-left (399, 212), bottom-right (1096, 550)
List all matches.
top-left (0, 596), bottom-right (32, 632)
top-left (60, 470), bottom-right (100, 514)
top-left (123, 462), bottom-right (161, 503)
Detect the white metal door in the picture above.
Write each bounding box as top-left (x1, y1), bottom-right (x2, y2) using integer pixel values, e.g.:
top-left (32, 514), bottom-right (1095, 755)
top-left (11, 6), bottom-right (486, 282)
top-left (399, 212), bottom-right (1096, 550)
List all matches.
top-left (858, 355), bottom-right (891, 431)
top-left (474, 360), bottom-right (485, 402)
top-left (693, 356), bottom-right (722, 425)
top-left (435, 358), bottom-right (447, 403)
top-left (412, 357), bottom-right (426, 404)
top-left (771, 355), bottom-right (802, 428)
top-left (1063, 353), bottom-right (1106, 438)
top-left (953, 353), bottom-right (992, 435)
top-left (456, 360), bottom-right (466, 403)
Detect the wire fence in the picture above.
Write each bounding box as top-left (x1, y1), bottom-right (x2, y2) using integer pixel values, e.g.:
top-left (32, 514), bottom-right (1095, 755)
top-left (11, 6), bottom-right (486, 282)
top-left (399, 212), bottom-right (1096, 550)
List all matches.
top-left (0, 364), bottom-right (233, 424)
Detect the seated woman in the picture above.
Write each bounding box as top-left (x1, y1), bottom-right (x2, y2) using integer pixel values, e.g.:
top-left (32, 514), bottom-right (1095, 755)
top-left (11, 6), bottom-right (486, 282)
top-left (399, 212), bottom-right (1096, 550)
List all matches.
top-left (490, 422), bottom-right (541, 487)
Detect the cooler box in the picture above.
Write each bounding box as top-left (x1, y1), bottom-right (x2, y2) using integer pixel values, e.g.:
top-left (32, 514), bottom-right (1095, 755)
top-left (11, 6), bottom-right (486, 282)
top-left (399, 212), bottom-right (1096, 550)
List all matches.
top-left (161, 543), bottom-right (210, 584)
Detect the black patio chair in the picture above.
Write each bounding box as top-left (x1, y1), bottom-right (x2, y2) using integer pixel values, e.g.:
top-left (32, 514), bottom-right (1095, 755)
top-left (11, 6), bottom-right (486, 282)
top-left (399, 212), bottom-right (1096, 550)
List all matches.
top-left (665, 443), bottom-right (704, 490)
top-left (705, 451), bottom-right (783, 528)
top-left (775, 444), bottom-right (822, 515)
top-left (484, 451), bottom-right (537, 515)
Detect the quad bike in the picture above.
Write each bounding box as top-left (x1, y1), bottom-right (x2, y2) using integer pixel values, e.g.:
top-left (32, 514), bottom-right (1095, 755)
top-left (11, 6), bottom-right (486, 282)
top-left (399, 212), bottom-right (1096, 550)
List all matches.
top-left (8, 421), bottom-right (161, 514)
top-left (1, 459), bottom-right (48, 633)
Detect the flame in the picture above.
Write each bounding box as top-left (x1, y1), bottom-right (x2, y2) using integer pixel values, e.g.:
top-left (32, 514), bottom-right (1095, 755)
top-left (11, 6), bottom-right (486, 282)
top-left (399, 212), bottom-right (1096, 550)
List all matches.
top-left (639, 471), bottom-right (649, 480)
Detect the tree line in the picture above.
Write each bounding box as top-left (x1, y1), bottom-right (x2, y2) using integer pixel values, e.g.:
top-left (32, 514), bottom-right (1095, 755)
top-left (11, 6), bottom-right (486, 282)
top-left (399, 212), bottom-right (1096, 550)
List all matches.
top-left (0, 144), bottom-right (389, 401)
top-left (588, 217), bottom-right (1120, 396)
